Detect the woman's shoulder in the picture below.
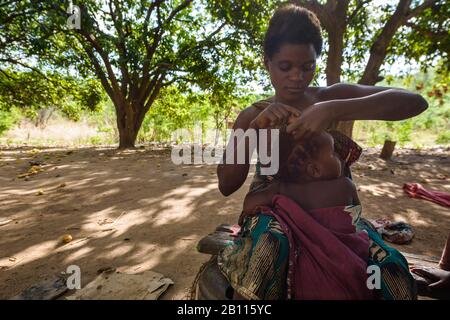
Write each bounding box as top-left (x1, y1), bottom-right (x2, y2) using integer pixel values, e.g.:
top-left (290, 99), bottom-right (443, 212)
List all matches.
top-left (235, 96), bottom-right (275, 128)
top-left (250, 96), bottom-right (275, 110)
top-left (241, 96), bottom-right (275, 116)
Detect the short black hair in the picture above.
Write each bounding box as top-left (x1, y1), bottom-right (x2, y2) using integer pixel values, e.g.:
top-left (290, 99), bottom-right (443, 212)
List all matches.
top-left (278, 132), bottom-right (327, 182)
top-left (263, 3), bottom-right (323, 59)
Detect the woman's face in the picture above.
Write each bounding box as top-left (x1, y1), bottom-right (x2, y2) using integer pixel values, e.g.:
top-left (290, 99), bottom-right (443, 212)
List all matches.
top-left (265, 43), bottom-right (317, 103)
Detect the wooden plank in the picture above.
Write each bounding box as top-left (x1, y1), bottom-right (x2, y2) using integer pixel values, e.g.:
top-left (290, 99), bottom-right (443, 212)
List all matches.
top-left (401, 252), bottom-right (440, 268)
top-left (197, 234), bottom-right (235, 255)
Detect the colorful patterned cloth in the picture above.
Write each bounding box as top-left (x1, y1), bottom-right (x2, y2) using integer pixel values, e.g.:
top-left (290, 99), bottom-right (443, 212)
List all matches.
top-left (218, 205), bottom-right (417, 300)
top-left (218, 98), bottom-right (417, 300)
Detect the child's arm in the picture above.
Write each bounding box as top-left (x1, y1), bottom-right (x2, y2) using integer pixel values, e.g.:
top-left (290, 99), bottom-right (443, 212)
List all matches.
top-left (345, 177), bottom-right (361, 205)
top-left (243, 180), bottom-right (281, 215)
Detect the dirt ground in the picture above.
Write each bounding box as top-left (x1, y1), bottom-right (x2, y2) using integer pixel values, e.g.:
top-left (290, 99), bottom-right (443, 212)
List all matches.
top-left (0, 145), bottom-right (449, 300)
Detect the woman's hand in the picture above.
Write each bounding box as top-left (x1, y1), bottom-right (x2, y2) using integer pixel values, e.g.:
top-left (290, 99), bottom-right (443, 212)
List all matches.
top-left (250, 102), bottom-right (301, 129)
top-left (286, 103), bottom-right (333, 139)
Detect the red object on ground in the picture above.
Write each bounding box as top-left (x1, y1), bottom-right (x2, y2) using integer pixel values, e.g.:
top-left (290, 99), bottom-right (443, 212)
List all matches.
top-left (403, 183), bottom-right (450, 207)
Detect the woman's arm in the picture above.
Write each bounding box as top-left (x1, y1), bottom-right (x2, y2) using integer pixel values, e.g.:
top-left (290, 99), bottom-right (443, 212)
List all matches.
top-left (287, 84), bottom-right (428, 139)
top-left (319, 83), bottom-right (409, 100)
top-left (217, 103), bottom-right (300, 196)
top-left (217, 107), bottom-right (256, 196)
top-left (325, 88), bottom-right (428, 121)
top-left (243, 181), bottom-right (281, 215)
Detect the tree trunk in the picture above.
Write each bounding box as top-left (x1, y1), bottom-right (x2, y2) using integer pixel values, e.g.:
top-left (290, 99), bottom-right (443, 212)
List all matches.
top-left (335, 121), bottom-right (354, 138)
top-left (118, 123), bottom-right (138, 149)
top-left (325, 27), bottom-right (345, 85)
top-left (116, 102), bottom-right (139, 149)
top-left (327, 26), bottom-right (355, 138)
top-left (320, 0), bottom-right (352, 137)
top-left (380, 139), bottom-right (396, 160)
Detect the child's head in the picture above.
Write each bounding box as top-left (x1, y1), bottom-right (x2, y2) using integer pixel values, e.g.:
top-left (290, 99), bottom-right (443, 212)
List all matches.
top-left (279, 131), bottom-right (342, 182)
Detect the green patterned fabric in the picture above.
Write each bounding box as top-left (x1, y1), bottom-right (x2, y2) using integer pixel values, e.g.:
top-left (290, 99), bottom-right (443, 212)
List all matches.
top-left (219, 210), bottom-right (417, 300)
top-left (218, 214), bottom-right (289, 300)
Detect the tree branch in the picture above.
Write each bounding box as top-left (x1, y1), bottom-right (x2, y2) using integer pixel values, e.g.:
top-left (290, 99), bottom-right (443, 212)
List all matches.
top-left (174, 22), bottom-right (227, 64)
top-left (406, 0), bottom-right (438, 20)
top-left (136, 74), bottom-right (166, 131)
top-left (143, 74), bottom-right (166, 112)
top-left (0, 57), bottom-right (75, 90)
top-left (404, 21), bottom-right (448, 39)
top-left (347, 0), bottom-right (371, 24)
top-left (139, 71), bottom-right (162, 106)
top-left (0, 68), bottom-right (16, 80)
top-left (0, 0), bottom-right (19, 8)
top-left (77, 30), bottom-right (124, 102)
top-left (108, 0), bottom-right (131, 98)
top-left (142, 0), bottom-right (164, 48)
top-left (359, 0), bottom-right (413, 85)
top-left (162, 75), bottom-right (196, 87)
top-left (139, 0), bottom-right (192, 107)
top-left (75, 37), bottom-right (115, 102)
top-left (1, 58), bottom-right (48, 80)
top-left (140, 1), bottom-right (165, 97)
top-left (0, 9), bottom-right (38, 25)
top-left (297, 0), bottom-right (327, 27)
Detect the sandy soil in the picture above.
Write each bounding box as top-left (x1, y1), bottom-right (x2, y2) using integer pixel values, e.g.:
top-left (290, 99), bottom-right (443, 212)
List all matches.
top-left (0, 145), bottom-right (449, 300)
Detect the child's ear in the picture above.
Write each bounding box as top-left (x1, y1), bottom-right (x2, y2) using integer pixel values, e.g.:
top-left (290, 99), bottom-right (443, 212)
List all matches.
top-left (306, 162), bottom-right (321, 179)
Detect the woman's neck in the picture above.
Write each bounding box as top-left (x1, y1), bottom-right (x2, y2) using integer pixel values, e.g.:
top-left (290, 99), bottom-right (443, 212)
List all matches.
top-left (274, 90), bottom-right (314, 110)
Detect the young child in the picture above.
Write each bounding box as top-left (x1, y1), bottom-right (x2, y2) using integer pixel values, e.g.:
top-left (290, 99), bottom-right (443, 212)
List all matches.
top-left (238, 130), bottom-right (372, 300)
top-left (243, 130), bottom-right (360, 214)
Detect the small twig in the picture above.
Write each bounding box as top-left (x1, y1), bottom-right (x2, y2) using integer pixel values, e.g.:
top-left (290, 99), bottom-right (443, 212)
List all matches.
top-left (112, 211), bottom-right (127, 225)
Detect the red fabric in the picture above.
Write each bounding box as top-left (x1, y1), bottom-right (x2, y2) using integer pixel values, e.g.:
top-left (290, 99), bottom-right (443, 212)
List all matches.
top-left (261, 195), bottom-right (373, 300)
top-left (403, 183), bottom-right (450, 207)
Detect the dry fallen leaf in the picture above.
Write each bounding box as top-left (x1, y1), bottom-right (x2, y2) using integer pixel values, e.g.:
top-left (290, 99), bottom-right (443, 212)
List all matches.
top-left (17, 165), bottom-right (44, 179)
